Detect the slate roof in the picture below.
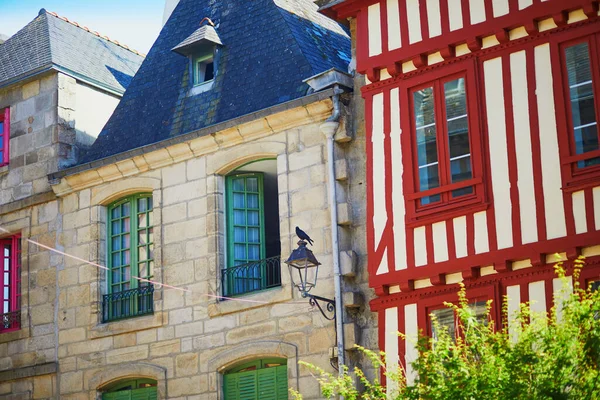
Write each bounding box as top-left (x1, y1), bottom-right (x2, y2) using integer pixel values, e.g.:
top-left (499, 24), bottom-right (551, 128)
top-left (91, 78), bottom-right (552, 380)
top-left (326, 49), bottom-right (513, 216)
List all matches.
top-left (80, 0), bottom-right (351, 164)
top-left (0, 9), bottom-right (144, 94)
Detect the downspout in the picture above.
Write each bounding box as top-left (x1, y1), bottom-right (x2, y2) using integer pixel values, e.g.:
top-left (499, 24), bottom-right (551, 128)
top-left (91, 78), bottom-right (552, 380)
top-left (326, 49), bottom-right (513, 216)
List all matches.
top-left (304, 68), bottom-right (353, 377)
top-left (320, 85), bottom-right (345, 372)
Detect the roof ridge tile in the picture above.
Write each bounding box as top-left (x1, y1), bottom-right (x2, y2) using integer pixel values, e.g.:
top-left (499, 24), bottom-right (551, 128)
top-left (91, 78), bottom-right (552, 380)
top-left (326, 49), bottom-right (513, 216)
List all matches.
top-left (45, 10), bottom-right (146, 57)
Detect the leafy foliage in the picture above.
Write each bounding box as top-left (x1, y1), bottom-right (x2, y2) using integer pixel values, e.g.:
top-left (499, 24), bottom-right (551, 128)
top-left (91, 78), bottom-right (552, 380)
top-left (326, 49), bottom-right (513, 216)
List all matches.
top-left (292, 258), bottom-right (600, 399)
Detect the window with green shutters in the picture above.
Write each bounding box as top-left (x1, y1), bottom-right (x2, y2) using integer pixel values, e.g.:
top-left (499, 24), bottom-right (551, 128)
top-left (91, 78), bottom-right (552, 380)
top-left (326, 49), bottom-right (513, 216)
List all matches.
top-left (102, 379), bottom-right (157, 400)
top-left (104, 194), bottom-right (154, 322)
top-left (223, 359), bottom-right (288, 400)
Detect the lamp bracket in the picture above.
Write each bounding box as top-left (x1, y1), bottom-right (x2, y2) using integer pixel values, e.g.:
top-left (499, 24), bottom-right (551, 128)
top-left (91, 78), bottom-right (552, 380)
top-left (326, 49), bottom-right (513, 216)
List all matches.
top-left (306, 294), bottom-right (336, 321)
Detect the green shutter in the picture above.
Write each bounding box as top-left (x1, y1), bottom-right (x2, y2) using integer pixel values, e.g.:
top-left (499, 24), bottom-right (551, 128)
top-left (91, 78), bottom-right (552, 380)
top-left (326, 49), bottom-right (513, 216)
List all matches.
top-left (276, 365), bottom-right (288, 399)
top-left (224, 364), bottom-right (288, 400)
top-left (224, 373), bottom-right (239, 400)
top-left (103, 391), bottom-right (131, 400)
top-left (131, 387), bottom-right (157, 400)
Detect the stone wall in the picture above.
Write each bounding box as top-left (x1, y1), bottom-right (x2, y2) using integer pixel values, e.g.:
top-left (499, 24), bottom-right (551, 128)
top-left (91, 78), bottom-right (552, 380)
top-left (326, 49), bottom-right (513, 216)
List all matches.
top-left (0, 96), bottom-right (372, 399)
top-left (0, 72), bottom-right (132, 399)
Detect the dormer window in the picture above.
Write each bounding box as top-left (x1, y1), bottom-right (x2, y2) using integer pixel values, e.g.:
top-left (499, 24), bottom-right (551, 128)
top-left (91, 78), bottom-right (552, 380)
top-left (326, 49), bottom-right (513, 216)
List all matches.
top-left (194, 53), bottom-right (215, 85)
top-left (172, 18), bottom-right (222, 93)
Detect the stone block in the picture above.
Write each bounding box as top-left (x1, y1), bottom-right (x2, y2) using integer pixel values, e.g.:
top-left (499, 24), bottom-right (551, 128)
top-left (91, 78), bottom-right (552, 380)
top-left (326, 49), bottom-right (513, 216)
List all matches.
top-left (288, 146), bottom-right (323, 172)
top-left (106, 345), bottom-right (149, 364)
top-left (136, 329), bottom-right (157, 345)
top-left (60, 371), bottom-right (82, 394)
top-left (58, 328), bottom-right (86, 345)
top-left (162, 162), bottom-right (187, 187)
top-left (168, 377), bottom-right (202, 397)
top-left (336, 203), bottom-right (352, 226)
top-left (175, 321), bottom-right (203, 338)
top-left (225, 321), bottom-right (276, 345)
top-left (342, 291), bottom-right (362, 309)
top-left (290, 185), bottom-right (326, 214)
top-left (176, 353), bottom-right (199, 377)
top-left (186, 157), bottom-right (206, 181)
top-left (343, 322), bottom-right (359, 350)
top-left (113, 333), bottom-right (136, 349)
top-left (339, 250), bottom-right (357, 277)
top-left (335, 159), bottom-right (348, 181)
top-left (149, 339), bottom-right (181, 358)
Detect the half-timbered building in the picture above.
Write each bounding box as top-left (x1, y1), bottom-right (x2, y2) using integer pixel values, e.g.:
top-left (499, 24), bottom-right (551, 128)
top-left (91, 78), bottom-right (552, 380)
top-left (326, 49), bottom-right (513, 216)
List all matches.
top-left (322, 0), bottom-right (600, 383)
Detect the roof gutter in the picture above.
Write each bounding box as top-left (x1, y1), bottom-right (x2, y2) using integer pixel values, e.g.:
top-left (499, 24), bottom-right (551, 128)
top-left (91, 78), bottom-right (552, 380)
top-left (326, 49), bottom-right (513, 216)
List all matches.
top-left (0, 63), bottom-right (126, 97)
top-left (48, 88), bottom-right (335, 181)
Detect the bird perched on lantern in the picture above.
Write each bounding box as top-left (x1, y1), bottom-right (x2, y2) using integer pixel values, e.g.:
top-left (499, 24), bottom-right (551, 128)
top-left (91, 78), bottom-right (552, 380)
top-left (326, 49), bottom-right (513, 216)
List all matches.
top-left (295, 226), bottom-right (314, 245)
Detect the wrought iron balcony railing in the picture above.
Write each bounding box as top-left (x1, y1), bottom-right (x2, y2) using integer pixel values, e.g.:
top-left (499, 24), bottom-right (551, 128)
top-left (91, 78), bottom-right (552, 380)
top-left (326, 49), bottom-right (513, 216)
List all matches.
top-left (222, 256), bottom-right (281, 297)
top-left (0, 310), bottom-right (20, 332)
top-left (102, 285), bottom-right (154, 323)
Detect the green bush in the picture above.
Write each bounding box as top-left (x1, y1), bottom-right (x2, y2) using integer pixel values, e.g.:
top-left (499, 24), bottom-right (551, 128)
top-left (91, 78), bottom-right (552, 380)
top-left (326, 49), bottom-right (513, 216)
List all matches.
top-left (292, 258), bottom-right (600, 399)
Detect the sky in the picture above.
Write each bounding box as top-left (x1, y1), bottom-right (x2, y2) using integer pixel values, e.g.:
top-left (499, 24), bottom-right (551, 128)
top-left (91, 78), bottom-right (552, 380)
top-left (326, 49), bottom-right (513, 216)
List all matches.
top-left (0, 0), bottom-right (166, 54)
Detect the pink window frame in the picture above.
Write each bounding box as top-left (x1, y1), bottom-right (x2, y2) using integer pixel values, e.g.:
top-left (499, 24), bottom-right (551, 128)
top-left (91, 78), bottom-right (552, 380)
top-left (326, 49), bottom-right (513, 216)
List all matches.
top-left (0, 108), bottom-right (10, 167)
top-left (0, 235), bottom-right (21, 333)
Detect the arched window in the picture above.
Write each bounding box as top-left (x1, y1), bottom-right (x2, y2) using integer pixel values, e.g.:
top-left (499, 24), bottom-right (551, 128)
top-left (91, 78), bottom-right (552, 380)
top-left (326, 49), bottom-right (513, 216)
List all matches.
top-left (103, 194), bottom-right (154, 322)
top-left (102, 378), bottom-right (157, 400)
top-left (223, 358), bottom-right (288, 400)
top-left (223, 160), bottom-right (281, 296)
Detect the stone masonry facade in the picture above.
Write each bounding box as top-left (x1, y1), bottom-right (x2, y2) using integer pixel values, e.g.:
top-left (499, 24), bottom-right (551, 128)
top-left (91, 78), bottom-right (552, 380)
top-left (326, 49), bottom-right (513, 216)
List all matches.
top-left (0, 91), bottom-right (374, 398)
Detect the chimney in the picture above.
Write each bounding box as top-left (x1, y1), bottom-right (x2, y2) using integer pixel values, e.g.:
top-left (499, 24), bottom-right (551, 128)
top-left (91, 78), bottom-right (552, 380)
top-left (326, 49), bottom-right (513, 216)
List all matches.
top-left (163, 0), bottom-right (180, 26)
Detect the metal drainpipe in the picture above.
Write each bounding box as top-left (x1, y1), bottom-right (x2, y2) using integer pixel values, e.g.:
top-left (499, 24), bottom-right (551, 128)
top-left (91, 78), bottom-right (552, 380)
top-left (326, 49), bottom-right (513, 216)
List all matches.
top-left (320, 85), bottom-right (345, 373)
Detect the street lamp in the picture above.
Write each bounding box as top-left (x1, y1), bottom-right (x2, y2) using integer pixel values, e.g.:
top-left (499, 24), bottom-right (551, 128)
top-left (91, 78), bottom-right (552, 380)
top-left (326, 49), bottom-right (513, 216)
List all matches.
top-left (285, 240), bottom-right (336, 321)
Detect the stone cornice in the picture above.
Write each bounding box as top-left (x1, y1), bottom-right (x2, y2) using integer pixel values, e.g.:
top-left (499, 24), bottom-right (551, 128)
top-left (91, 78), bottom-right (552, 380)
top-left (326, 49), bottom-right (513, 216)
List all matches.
top-left (49, 91), bottom-right (335, 197)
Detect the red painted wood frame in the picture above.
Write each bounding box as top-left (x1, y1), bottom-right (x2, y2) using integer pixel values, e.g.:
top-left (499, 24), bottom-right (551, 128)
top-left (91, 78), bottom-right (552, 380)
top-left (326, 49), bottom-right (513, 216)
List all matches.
top-left (401, 59), bottom-right (486, 225)
top-left (0, 108), bottom-right (9, 167)
top-left (325, 0), bottom-right (598, 77)
top-left (0, 235), bottom-right (21, 332)
top-left (551, 23), bottom-right (600, 192)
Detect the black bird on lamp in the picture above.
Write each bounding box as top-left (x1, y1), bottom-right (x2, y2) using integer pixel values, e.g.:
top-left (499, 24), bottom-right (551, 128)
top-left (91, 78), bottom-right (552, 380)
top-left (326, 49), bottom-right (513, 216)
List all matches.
top-left (295, 226), bottom-right (314, 245)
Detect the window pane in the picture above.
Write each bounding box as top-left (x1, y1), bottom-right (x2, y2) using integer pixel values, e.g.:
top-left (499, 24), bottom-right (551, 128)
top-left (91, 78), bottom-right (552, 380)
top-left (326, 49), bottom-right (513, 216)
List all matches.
top-left (111, 221), bottom-right (121, 235)
top-left (122, 202), bottom-right (130, 217)
top-left (112, 268), bottom-right (121, 283)
top-left (138, 197), bottom-right (148, 212)
top-left (138, 230), bottom-right (147, 245)
top-left (234, 244), bottom-right (246, 260)
top-left (414, 87), bottom-right (440, 201)
top-left (122, 218), bottom-right (130, 233)
top-left (247, 194), bottom-right (259, 209)
top-left (138, 214), bottom-right (148, 229)
top-left (445, 78), bottom-right (473, 190)
top-left (248, 245), bottom-right (260, 260)
top-left (112, 252), bottom-right (121, 267)
top-left (234, 210), bottom-right (245, 225)
top-left (122, 234), bottom-right (130, 249)
top-left (233, 193), bottom-right (245, 208)
top-left (234, 227), bottom-right (246, 242)
top-left (112, 237), bottom-right (121, 251)
top-left (111, 207), bottom-right (121, 219)
top-left (247, 178), bottom-right (258, 192)
top-left (247, 211), bottom-right (259, 226)
top-left (565, 42), bottom-right (599, 167)
top-left (232, 178), bottom-right (244, 191)
top-left (431, 307), bottom-right (455, 340)
top-left (248, 228), bottom-right (260, 243)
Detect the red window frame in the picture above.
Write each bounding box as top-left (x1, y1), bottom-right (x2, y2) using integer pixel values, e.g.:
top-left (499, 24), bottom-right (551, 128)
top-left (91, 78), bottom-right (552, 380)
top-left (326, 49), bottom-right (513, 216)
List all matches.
top-left (0, 235), bottom-right (21, 333)
top-left (401, 60), bottom-right (486, 225)
top-left (552, 24), bottom-right (600, 191)
top-left (417, 284), bottom-right (500, 339)
top-left (0, 108), bottom-right (9, 167)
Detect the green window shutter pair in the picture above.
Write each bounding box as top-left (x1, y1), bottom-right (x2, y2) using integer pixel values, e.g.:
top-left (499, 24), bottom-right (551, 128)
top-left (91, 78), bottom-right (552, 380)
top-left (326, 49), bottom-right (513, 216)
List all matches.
top-left (107, 194), bottom-right (154, 293)
top-left (223, 365), bottom-right (287, 400)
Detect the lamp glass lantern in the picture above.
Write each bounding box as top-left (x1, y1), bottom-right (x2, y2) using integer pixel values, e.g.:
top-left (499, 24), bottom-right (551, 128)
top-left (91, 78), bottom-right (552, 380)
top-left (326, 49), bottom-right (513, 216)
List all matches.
top-left (285, 241), bottom-right (321, 296)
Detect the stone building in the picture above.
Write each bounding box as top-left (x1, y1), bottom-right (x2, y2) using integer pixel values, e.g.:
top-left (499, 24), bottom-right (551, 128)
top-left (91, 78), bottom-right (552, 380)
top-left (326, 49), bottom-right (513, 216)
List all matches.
top-left (1, 1), bottom-right (375, 399)
top-left (0, 9), bottom-right (143, 399)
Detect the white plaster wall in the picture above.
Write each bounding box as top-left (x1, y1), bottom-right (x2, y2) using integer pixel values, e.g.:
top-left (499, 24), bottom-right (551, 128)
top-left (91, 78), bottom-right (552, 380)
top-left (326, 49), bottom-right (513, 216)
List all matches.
top-left (75, 83), bottom-right (120, 147)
